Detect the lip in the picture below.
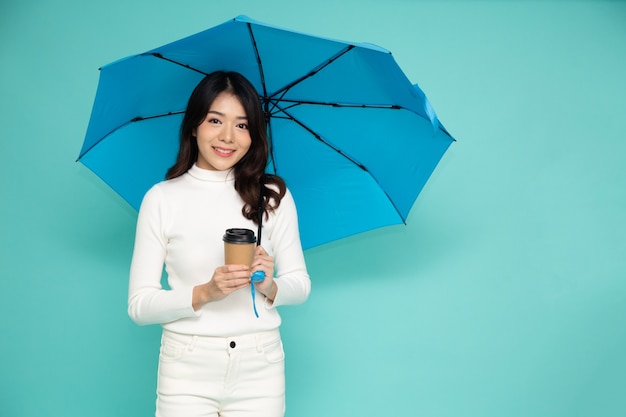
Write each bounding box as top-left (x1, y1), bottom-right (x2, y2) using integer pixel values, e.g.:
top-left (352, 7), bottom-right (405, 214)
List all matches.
top-left (213, 146), bottom-right (235, 157)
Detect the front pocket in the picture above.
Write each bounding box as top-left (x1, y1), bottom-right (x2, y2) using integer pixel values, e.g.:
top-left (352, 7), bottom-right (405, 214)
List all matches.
top-left (159, 335), bottom-right (189, 362)
top-left (263, 339), bottom-right (285, 364)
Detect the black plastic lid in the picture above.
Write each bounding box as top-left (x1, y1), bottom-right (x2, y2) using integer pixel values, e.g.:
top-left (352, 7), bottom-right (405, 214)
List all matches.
top-left (223, 228), bottom-right (257, 244)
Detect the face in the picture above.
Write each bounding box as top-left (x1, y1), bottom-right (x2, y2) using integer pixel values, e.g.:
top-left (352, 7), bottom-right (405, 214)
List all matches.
top-left (194, 92), bottom-right (252, 171)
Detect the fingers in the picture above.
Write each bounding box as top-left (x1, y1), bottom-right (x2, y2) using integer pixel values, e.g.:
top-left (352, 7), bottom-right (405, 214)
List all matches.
top-left (254, 246), bottom-right (267, 257)
top-left (252, 246), bottom-right (273, 272)
top-left (250, 247), bottom-right (275, 297)
top-left (219, 265), bottom-right (251, 281)
top-left (221, 264), bottom-right (251, 273)
top-left (213, 265), bottom-right (251, 290)
top-left (212, 247), bottom-right (274, 300)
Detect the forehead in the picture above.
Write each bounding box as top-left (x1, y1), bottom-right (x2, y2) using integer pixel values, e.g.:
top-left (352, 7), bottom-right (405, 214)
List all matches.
top-left (210, 92), bottom-right (245, 111)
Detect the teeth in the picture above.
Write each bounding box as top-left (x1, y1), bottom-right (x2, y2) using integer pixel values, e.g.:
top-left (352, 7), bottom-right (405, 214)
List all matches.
top-left (215, 147), bottom-right (234, 154)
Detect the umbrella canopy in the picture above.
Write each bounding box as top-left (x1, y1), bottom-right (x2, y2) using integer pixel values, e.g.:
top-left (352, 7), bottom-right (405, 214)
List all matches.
top-left (78, 15), bottom-right (454, 249)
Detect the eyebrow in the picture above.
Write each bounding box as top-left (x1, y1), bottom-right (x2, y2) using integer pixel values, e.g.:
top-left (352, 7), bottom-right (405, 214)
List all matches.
top-left (207, 110), bottom-right (248, 120)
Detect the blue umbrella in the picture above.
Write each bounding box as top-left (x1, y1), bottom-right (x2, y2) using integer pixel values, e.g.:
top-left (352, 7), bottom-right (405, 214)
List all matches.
top-left (78, 15), bottom-right (454, 249)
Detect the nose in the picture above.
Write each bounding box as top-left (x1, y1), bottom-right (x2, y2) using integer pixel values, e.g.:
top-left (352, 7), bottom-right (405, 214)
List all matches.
top-left (219, 124), bottom-right (235, 143)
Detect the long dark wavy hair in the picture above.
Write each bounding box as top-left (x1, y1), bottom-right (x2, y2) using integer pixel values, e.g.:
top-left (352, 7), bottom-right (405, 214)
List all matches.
top-left (166, 71), bottom-right (286, 224)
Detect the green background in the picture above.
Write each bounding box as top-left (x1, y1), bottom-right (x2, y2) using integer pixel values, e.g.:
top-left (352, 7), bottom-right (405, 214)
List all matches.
top-left (1, 1), bottom-right (625, 416)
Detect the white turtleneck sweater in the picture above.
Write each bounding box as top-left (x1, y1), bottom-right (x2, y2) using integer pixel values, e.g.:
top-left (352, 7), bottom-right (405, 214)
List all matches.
top-left (128, 164), bottom-right (311, 337)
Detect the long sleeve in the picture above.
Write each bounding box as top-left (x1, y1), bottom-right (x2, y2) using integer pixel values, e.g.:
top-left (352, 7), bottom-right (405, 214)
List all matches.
top-left (127, 165), bottom-right (310, 336)
top-left (266, 189), bottom-right (311, 308)
top-left (127, 185), bottom-right (198, 325)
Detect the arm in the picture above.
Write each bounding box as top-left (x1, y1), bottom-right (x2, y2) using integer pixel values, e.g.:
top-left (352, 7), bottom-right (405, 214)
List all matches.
top-left (264, 189), bottom-right (311, 308)
top-left (127, 186), bottom-right (198, 325)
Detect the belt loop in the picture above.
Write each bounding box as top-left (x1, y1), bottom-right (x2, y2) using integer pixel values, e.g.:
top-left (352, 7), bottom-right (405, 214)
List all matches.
top-left (256, 334), bottom-right (262, 353)
top-left (188, 335), bottom-right (198, 352)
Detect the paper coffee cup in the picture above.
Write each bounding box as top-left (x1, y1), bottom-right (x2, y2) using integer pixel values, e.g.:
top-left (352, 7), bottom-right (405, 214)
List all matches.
top-left (223, 228), bottom-right (256, 266)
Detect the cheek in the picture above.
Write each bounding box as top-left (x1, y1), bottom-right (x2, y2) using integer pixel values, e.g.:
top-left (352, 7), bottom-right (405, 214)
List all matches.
top-left (241, 135), bottom-right (252, 151)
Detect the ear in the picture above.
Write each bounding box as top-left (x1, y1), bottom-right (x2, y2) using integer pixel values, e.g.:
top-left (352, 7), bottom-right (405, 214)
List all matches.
top-left (192, 128), bottom-right (197, 138)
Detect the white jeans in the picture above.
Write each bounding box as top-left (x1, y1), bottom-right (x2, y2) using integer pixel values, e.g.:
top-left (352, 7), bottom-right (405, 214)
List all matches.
top-left (156, 329), bottom-right (285, 417)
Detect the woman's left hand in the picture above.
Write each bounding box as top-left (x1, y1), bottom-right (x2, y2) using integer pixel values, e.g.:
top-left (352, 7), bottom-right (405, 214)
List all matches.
top-left (251, 246), bottom-right (277, 301)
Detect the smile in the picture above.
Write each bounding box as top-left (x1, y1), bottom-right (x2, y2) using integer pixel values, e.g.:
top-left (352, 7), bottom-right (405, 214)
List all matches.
top-left (213, 147), bottom-right (235, 156)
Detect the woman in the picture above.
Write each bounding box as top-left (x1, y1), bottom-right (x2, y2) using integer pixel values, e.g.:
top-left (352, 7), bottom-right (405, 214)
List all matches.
top-left (128, 71), bottom-right (311, 417)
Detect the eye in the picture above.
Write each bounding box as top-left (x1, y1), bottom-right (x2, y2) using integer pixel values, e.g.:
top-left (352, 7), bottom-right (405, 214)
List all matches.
top-left (237, 123), bottom-right (249, 130)
top-left (207, 118), bottom-right (221, 124)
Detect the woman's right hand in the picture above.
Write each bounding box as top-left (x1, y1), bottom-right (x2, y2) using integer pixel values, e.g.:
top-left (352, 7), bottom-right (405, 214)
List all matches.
top-left (192, 265), bottom-right (251, 310)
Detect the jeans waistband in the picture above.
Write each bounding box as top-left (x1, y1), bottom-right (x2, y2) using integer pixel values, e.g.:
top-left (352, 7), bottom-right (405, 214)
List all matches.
top-left (162, 328), bottom-right (281, 352)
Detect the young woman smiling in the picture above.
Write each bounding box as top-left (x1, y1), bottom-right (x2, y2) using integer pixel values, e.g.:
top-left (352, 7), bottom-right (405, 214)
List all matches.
top-left (128, 71), bottom-right (311, 417)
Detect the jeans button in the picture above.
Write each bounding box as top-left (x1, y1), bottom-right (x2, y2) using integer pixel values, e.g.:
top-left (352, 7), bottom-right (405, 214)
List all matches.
top-left (229, 341), bottom-right (236, 348)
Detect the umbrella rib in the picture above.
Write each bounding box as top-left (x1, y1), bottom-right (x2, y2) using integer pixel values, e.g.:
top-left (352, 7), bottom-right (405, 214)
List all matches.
top-left (77, 111), bottom-right (185, 160)
top-left (130, 111), bottom-right (185, 122)
top-left (269, 99), bottom-right (402, 112)
top-left (268, 99), bottom-right (454, 140)
top-left (245, 22), bottom-right (278, 173)
top-left (245, 23), bottom-right (268, 99)
top-left (280, 108), bottom-right (363, 167)
top-left (277, 105), bottom-right (407, 222)
top-left (269, 45), bottom-right (355, 99)
top-left (148, 53), bottom-right (208, 75)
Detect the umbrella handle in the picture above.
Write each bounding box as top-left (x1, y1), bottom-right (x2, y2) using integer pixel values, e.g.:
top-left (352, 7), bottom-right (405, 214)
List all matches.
top-left (256, 175), bottom-right (265, 246)
top-left (251, 175), bottom-right (266, 317)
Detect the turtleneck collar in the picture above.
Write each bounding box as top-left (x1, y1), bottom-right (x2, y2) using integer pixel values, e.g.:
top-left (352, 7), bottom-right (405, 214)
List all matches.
top-left (187, 163), bottom-right (235, 182)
